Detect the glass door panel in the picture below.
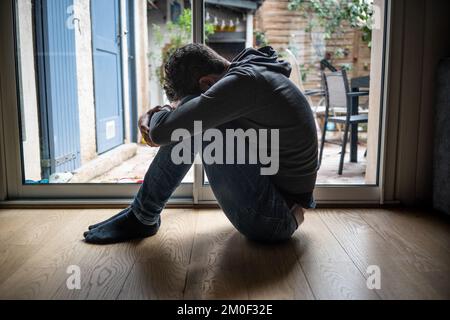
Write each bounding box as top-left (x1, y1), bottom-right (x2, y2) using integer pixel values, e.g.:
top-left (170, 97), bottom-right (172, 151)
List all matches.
top-left (14, 0), bottom-right (193, 198)
top-left (197, 0), bottom-right (388, 202)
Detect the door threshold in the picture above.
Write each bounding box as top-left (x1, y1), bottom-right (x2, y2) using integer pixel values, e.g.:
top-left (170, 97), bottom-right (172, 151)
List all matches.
top-left (0, 198), bottom-right (193, 209)
top-left (0, 199), bottom-right (395, 209)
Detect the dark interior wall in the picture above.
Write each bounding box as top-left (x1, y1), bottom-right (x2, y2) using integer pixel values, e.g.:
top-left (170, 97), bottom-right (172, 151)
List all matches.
top-left (0, 0), bottom-right (15, 202)
top-left (384, 0), bottom-right (450, 206)
top-left (416, 0), bottom-right (450, 205)
top-left (0, 89), bottom-right (6, 201)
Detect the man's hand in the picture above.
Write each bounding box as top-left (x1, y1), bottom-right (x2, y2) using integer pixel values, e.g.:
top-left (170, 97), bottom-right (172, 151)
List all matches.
top-left (139, 107), bottom-right (162, 147)
top-left (139, 105), bottom-right (176, 148)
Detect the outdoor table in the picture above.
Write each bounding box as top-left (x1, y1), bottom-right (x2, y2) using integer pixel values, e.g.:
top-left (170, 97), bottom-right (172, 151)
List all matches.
top-left (350, 76), bottom-right (370, 163)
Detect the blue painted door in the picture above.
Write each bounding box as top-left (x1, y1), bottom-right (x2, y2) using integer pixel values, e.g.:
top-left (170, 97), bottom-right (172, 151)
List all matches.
top-left (91, 0), bottom-right (124, 154)
top-left (35, 0), bottom-right (81, 178)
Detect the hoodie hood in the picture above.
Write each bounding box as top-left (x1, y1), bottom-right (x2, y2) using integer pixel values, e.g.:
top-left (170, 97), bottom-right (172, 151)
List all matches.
top-left (230, 46), bottom-right (292, 78)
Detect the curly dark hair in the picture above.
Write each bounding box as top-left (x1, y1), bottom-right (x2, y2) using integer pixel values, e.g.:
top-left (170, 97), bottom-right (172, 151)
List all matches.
top-left (163, 44), bottom-right (229, 102)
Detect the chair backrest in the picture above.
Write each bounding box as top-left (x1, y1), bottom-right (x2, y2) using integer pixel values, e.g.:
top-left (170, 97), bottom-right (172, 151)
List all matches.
top-left (284, 49), bottom-right (307, 91)
top-left (322, 70), bottom-right (351, 111)
top-left (320, 59), bottom-right (338, 72)
top-left (284, 49), bottom-right (316, 107)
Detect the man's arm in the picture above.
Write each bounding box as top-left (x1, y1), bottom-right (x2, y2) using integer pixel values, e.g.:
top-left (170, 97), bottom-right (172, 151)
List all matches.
top-left (149, 72), bottom-right (258, 146)
top-left (138, 105), bottom-right (174, 147)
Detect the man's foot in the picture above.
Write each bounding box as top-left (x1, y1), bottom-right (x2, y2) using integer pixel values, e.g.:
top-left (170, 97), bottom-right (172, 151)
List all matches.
top-left (88, 208), bottom-right (129, 230)
top-left (83, 208), bottom-right (160, 245)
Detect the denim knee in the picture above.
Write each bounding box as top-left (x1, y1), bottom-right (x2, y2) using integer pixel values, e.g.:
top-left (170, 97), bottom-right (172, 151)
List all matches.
top-left (235, 209), bottom-right (298, 244)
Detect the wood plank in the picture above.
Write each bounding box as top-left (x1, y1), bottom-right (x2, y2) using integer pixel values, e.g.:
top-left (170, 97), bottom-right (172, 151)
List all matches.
top-left (318, 209), bottom-right (400, 263)
top-left (185, 210), bottom-right (314, 300)
top-left (319, 209), bottom-right (446, 300)
top-left (301, 260), bottom-right (379, 300)
top-left (0, 209), bottom-right (80, 289)
top-left (361, 210), bottom-right (450, 272)
top-left (0, 266), bottom-right (69, 300)
top-left (292, 213), bottom-right (353, 263)
top-left (293, 212), bottom-right (379, 300)
top-left (52, 241), bottom-right (137, 300)
top-left (0, 210), bottom-right (35, 245)
top-left (360, 209), bottom-right (450, 299)
top-left (0, 244), bottom-right (40, 286)
top-left (3, 208), bottom-right (195, 300)
top-left (242, 240), bottom-right (314, 300)
top-left (0, 210), bottom-right (38, 285)
top-left (118, 209), bottom-right (197, 300)
top-left (7, 210), bottom-right (77, 246)
top-left (379, 209), bottom-right (450, 251)
top-left (0, 210), bottom-right (121, 299)
top-left (184, 210), bottom-right (249, 300)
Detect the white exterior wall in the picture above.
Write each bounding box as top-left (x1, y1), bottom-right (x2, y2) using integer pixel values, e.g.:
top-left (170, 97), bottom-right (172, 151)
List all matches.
top-left (17, 0), bottom-right (41, 181)
top-left (147, 0), bottom-right (169, 108)
top-left (136, 0), bottom-right (150, 119)
top-left (74, 0), bottom-right (97, 165)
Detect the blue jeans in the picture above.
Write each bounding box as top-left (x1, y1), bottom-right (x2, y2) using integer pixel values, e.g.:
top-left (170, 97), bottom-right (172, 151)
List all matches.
top-left (131, 123), bottom-right (308, 243)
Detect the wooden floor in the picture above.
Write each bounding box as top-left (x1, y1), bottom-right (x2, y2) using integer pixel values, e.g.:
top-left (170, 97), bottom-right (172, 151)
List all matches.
top-left (0, 208), bottom-right (448, 300)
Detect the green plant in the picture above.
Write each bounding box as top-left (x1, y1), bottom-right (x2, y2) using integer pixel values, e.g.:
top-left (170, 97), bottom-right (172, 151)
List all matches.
top-left (300, 63), bottom-right (310, 82)
top-left (339, 63), bottom-right (353, 71)
top-left (288, 0), bottom-right (374, 46)
top-left (255, 31), bottom-right (269, 48)
top-left (150, 9), bottom-right (215, 86)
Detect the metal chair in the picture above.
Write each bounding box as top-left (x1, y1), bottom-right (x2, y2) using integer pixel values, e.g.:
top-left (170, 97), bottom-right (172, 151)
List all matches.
top-left (320, 59), bottom-right (338, 72)
top-left (319, 69), bottom-right (369, 175)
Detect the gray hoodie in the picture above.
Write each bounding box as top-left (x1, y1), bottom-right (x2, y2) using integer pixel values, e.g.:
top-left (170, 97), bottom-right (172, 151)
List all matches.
top-left (150, 47), bottom-right (318, 204)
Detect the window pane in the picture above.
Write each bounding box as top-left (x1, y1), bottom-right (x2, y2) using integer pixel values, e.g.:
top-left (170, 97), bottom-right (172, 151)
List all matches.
top-left (148, 0), bottom-right (194, 183)
top-left (203, 0), bottom-right (385, 186)
top-left (15, 0), bottom-right (193, 184)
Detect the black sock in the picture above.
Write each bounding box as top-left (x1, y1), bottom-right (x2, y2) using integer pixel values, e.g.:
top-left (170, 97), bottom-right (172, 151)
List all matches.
top-left (88, 208), bottom-right (129, 230)
top-left (83, 209), bottom-right (160, 245)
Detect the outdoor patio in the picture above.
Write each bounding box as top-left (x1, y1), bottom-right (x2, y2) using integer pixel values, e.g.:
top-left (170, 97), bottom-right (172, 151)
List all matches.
top-left (89, 131), bottom-right (367, 185)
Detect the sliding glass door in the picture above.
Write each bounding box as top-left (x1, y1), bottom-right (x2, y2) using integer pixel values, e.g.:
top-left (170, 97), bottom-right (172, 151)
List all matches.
top-left (1, 0), bottom-right (390, 205)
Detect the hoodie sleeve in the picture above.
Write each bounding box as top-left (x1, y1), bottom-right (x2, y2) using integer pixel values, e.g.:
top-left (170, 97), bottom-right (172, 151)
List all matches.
top-left (149, 71), bottom-right (258, 146)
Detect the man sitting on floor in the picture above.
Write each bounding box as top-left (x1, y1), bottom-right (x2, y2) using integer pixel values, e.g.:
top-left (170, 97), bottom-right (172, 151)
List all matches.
top-left (83, 44), bottom-right (318, 245)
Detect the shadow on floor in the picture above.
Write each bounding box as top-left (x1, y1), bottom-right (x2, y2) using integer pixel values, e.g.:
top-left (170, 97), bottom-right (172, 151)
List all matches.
top-left (132, 226), bottom-right (308, 300)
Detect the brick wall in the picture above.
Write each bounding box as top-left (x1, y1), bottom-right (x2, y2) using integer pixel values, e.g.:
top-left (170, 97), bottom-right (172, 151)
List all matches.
top-left (255, 0), bottom-right (372, 91)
